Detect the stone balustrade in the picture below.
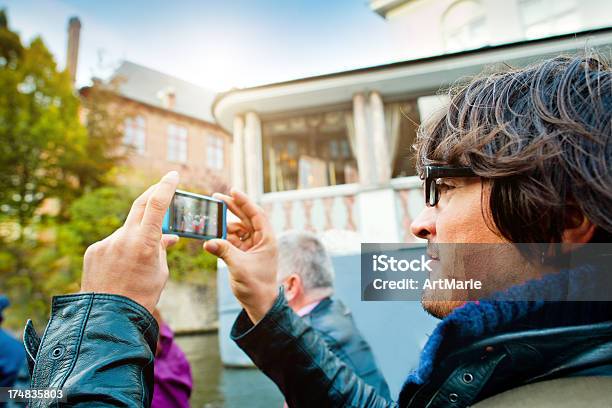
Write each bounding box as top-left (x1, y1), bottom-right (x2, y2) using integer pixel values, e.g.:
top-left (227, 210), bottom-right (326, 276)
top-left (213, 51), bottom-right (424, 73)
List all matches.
top-left (257, 176), bottom-right (425, 248)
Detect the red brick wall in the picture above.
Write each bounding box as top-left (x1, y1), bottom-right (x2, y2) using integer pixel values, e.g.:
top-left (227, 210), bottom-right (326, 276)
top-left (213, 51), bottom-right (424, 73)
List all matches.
top-left (115, 98), bottom-right (232, 195)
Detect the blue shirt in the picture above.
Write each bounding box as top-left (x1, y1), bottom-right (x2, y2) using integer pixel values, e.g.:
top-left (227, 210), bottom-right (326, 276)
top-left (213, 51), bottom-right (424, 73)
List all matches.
top-left (0, 328), bottom-right (25, 388)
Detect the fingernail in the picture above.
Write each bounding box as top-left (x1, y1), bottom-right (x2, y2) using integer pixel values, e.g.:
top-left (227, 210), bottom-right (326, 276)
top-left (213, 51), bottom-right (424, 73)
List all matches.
top-left (164, 171), bottom-right (179, 182)
top-left (206, 241), bottom-right (219, 253)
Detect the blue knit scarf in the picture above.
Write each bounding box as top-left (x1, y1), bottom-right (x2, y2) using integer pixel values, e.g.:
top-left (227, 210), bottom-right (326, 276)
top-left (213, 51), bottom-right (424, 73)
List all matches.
top-left (400, 260), bottom-right (610, 392)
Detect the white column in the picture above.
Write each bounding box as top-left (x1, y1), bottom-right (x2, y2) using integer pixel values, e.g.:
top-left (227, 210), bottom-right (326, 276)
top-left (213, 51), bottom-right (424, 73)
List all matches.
top-left (369, 91), bottom-right (391, 184)
top-left (352, 93), bottom-right (374, 186)
top-left (244, 112), bottom-right (263, 199)
top-left (354, 92), bottom-right (401, 242)
top-left (232, 115), bottom-right (246, 192)
top-left (417, 94), bottom-right (450, 123)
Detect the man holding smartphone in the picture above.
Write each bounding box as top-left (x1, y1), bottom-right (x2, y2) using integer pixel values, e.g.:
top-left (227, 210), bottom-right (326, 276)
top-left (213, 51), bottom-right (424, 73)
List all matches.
top-left (204, 56), bottom-right (612, 407)
top-left (26, 55), bottom-right (611, 407)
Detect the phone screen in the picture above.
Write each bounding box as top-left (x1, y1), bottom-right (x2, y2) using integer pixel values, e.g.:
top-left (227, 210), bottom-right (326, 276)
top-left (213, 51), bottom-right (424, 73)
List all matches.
top-left (163, 190), bottom-right (226, 240)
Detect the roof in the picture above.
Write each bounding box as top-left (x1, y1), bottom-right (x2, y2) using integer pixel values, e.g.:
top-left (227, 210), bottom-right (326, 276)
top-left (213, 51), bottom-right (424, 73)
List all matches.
top-left (213, 26), bottom-right (612, 130)
top-left (111, 61), bottom-right (216, 123)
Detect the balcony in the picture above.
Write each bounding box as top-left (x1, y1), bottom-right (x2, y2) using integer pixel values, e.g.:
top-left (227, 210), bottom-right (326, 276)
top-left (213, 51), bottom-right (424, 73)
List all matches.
top-left (259, 176), bottom-right (424, 252)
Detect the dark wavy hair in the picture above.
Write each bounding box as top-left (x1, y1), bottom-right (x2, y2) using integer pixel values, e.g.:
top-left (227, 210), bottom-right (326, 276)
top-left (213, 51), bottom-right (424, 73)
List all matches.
top-left (416, 55), bottom-right (611, 243)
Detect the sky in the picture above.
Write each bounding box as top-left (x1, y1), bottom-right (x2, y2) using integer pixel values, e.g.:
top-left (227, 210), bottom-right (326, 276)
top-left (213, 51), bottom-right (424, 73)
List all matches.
top-left (1, 0), bottom-right (396, 91)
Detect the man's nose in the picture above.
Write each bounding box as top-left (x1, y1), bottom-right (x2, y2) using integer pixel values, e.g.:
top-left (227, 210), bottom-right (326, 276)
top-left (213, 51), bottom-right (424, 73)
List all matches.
top-left (410, 207), bottom-right (436, 240)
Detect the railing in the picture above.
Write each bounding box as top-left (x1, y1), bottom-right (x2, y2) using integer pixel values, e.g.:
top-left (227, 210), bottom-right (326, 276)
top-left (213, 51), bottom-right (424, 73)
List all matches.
top-left (260, 183), bottom-right (360, 234)
top-left (259, 176), bottom-right (425, 244)
top-left (391, 176), bottom-right (425, 243)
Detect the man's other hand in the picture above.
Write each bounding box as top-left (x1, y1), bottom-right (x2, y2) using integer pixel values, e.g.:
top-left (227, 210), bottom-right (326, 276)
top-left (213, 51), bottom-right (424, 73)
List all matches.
top-left (80, 171), bottom-right (180, 313)
top-left (204, 189), bottom-right (278, 324)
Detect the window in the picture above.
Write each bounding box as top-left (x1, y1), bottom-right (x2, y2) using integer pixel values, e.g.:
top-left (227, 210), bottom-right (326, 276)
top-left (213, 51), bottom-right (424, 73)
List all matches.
top-left (167, 124), bottom-right (188, 163)
top-left (519, 0), bottom-right (579, 39)
top-left (442, 0), bottom-right (487, 53)
top-left (207, 134), bottom-right (224, 170)
top-left (123, 115), bottom-right (146, 154)
top-left (262, 110), bottom-right (357, 192)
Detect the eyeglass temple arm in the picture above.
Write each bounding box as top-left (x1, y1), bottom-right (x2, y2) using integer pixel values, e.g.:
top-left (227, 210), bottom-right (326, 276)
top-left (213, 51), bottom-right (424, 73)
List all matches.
top-left (425, 166), bottom-right (476, 179)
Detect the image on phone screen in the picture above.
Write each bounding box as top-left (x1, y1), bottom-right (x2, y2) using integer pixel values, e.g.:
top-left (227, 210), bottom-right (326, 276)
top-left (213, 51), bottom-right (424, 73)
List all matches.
top-left (162, 190), bottom-right (226, 240)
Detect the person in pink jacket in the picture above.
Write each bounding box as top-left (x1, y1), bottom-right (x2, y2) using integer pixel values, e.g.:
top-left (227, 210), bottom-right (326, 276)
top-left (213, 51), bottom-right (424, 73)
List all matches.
top-left (152, 309), bottom-right (193, 408)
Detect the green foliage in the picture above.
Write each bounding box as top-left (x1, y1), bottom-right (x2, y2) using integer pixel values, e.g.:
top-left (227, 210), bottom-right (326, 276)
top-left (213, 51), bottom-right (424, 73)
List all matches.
top-left (0, 9), bottom-right (89, 329)
top-left (70, 83), bottom-right (127, 190)
top-left (167, 239), bottom-right (217, 285)
top-left (0, 187), bottom-right (126, 330)
top-left (51, 186), bottom-right (136, 289)
top-left (0, 9), bottom-right (23, 64)
top-left (0, 11), bottom-right (217, 331)
top-left (0, 36), bottom-right (85, 225)
top-left (64, 186), bottom-right (133, 246)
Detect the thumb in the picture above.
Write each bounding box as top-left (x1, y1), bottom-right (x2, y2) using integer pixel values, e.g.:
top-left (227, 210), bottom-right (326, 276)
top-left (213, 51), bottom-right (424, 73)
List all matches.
top-left (204, 239), bottom-right (240, 265)
top-left (161, 234), bottom-right (180, 249)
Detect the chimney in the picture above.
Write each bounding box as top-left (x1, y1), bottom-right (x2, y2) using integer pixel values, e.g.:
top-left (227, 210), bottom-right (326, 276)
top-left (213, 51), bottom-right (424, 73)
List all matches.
top-left (166, 88), bottom-right (176, 110)
top-left (158, 87), bottom-right (176, 110)
top-left (66, 16), bottom-right (81, 85)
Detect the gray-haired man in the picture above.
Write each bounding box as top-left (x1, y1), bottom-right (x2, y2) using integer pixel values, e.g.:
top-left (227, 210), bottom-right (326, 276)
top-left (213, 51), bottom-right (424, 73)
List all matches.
top-left (276, 231), bottom-right (391, 400)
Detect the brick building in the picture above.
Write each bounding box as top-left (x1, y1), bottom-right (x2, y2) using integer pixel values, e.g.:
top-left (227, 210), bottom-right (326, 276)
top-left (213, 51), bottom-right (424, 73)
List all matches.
top-left (67, 17), bottom-right (231, 195)
top-left (98, 61), bottom-right (232, 194)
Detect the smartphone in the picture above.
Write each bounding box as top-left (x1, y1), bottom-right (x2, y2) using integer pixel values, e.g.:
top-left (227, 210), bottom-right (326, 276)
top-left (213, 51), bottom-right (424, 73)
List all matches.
top-left (162, 190), bottom-right (227, 240)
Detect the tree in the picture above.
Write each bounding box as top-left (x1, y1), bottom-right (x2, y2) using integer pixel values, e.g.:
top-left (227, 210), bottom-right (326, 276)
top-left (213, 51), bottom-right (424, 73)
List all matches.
top-left (0, 9), bottom-right (22, 63)
top-left (0, 10), bottom-right (217, 330)
top-left (0, 10), bottom-right (124, 329)
top-left (0, 10), bottom-right (86, 231)
top-left (71, 80), bottom-right (126, 191)
top-left (0, 9), bottom-right (90, 327)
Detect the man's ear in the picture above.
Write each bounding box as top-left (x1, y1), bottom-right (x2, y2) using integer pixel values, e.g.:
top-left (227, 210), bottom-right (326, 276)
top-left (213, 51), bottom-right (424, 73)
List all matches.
top-left (562, 208), bottom-right (596, 243)
top-left (284, 274), bottom-right (302, 302)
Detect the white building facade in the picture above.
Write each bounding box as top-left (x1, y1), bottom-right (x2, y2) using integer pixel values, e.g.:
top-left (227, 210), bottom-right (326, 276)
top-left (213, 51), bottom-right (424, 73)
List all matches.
top-left (214, 5), bottom-right (612, 381)
top-left (371, 0), bottom-right (612, 60)
top-left (214, 27), bottom-right (612, 250)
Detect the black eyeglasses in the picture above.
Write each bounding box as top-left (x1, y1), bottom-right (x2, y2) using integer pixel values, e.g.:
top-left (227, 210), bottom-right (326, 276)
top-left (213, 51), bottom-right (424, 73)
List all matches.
top-left (422, 165), bottom-right (477, 207)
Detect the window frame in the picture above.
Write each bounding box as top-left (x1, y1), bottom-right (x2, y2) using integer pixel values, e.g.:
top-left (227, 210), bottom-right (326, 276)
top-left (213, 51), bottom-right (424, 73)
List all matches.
top-left (207, 133), bottom-right (225, 171)
top-left (441, 0), bottom-right (488, 53)
top-left (518, 0), bottom-right (580, 40)
top-left (167, 123), bottom-right (188, 163)
top-left (123, 115), bottom-right (147, 155)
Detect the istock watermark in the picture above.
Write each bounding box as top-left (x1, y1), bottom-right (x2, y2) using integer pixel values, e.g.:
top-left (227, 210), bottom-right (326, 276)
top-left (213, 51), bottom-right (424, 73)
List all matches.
top-left (361, 243), bottom-right (612, 302)
top-left (362, 244), bottom-right (483, 301)
top-left (371, 254), bottom-right (433, 272)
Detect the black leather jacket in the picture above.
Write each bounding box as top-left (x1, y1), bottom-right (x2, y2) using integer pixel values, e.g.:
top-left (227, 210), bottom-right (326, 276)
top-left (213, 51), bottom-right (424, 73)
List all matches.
top-left (25, 293), bottom-right (158, 407)
top-left (302, 298), bottom-right (390, 399)
top-left (26, 292), bottom-right (612, 407)
top-left (231, 292), bottom-right (612, 408)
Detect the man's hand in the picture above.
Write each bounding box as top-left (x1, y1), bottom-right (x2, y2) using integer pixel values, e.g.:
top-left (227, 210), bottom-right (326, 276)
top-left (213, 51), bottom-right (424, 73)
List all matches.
top-left (204, 189), bottom-right (278, 324)
top-left (80, 171), bottom-right (180, 313)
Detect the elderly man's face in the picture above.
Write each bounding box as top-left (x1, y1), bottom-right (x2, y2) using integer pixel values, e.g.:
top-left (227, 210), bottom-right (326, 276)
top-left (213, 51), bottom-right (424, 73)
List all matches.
top-left (410, 178), bottom-right (534, 318)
